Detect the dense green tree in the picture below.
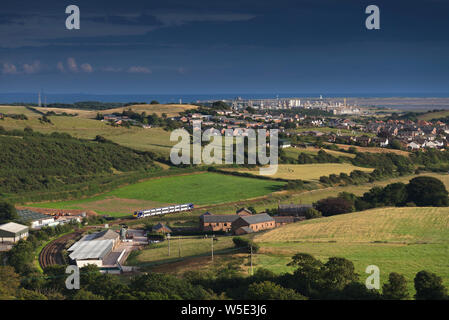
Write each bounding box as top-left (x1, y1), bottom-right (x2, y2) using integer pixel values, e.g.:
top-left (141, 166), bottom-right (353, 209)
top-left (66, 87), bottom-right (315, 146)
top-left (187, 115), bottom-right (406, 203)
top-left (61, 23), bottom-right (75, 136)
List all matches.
top-left (314, 197), bottom-right (353, 216)
top-left (72, 289), bottom-right (104, 300)
top-left (0, 201), bottom-right (18, 223)
top-left (246, 281), bottom-right (306, 300)
top-left (0, 266), bottom-right (21, 299)
top-left (320, 257), bottom-right (359, 293)
top-left (382, 272), bottom-right (409, 300)
top-left (407, 177), bottom-right (449, 206)
top-left (303, 208), bottom-right (322, 219)
top-left (414, 270), bottom-right (448, 300)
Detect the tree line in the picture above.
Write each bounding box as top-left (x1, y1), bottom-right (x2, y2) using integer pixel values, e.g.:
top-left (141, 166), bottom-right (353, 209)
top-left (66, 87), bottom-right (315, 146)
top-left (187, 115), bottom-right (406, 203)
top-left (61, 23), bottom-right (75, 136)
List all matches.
top-left (1, 251), bottom-right (446, 300)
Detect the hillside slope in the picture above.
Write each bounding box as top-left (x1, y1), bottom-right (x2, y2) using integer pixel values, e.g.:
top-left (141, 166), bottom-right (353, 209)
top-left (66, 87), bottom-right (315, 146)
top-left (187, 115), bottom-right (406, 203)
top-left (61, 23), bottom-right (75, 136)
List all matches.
top-left (254, 207), bottom-right (449, 293)
top-left (255, 207), bottom-right (449, 244)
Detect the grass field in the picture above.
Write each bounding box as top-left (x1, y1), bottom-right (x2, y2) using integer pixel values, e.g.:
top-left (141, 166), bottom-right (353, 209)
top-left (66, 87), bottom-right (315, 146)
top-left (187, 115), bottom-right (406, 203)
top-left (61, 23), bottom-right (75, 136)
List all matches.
top-left (127, 236), bottom-right (239, 270)
top-left (417, 110), bottom-right (449, 121)
top-left (227, 163), bottom-right (373, 181)
top-left (104, 103), bottom-right (197, 117)
top-left (29, 172), bottom-right (286, 216)
top-left (326, 143), bottom-right (410, 156)
top-left (283, 147), bottom-right (356, 159)
top-left (253, 207), bottom-right (449, 295)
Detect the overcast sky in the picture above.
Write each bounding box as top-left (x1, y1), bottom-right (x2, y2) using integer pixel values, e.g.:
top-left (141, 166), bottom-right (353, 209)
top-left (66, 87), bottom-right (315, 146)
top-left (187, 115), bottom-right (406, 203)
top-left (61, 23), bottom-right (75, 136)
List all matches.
top-left (0, 0), bottom-right (448, 95)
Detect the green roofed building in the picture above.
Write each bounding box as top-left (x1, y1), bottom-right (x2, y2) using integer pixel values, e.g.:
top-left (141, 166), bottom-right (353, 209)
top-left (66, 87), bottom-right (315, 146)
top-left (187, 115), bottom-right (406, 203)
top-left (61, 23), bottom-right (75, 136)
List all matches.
top-left (0, 222), bottom-right (29, 243)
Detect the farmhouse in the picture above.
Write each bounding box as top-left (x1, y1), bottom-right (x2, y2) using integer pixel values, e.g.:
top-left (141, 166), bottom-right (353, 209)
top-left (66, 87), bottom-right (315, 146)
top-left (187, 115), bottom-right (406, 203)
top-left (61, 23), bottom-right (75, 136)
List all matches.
top-left (0, 222), bottom-right (29, 243)
top-left (278, 204), bottom-right (313, 216)
top-left (232, 213), bottom-right (275, 235)
top-left (200, 214), bottom-right (240, 232)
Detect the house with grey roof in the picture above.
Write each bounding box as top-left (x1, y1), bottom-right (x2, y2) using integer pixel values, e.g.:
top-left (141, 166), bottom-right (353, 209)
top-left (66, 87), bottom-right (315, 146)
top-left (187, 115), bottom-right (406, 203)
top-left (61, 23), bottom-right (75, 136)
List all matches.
top-left (199, 213), bottom-right (240, 232)
top-left (232, 213), bottom-right (275, 235)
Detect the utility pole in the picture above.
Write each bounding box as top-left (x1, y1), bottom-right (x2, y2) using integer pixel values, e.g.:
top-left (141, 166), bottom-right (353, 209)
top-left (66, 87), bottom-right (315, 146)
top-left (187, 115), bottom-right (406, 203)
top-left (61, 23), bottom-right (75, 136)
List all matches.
top-left (211, 235), bottom-right (214, 261)
top-left (178, 236), bottom-right (181, 258)
top-left (250, 245), bottom-right (253, 276)
top-left (167, 233), bottom-right (170, 256)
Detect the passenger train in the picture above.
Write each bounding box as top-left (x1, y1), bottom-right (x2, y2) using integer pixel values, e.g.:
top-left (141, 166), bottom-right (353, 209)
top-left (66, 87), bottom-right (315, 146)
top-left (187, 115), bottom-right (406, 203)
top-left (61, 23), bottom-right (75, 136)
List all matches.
top-left (133, 203), bottom-right (194, 218)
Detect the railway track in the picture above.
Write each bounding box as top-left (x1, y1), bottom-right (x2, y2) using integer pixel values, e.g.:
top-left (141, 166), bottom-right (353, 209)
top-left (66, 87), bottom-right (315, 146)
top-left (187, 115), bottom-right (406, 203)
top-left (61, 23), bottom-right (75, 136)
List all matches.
top-left (38, 230), bottom-right (85, 270)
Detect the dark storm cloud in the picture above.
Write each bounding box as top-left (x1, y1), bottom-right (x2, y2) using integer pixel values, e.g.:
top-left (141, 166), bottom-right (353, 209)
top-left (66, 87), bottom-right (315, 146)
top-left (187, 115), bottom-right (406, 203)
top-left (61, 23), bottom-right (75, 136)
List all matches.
top-left (0, 0), bottom-right (448, 94)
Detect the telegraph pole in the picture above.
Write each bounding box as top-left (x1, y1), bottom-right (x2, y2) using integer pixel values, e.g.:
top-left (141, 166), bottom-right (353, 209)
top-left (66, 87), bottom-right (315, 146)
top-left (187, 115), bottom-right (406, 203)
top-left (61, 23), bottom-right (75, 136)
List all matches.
top-left (167, 233), bottom-right (171, 256)
top-left (250, 245), bottom-right (253, 276)
top-left (211, 235), bottom-right (214, 261)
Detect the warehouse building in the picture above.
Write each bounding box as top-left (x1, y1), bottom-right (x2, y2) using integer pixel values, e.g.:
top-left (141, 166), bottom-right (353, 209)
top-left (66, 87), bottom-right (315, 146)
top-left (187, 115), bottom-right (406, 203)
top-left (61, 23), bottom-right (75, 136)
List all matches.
top-left (0, 222), bottom-right (29, 243)
top-left (68, 229), bottom-right (121, 268)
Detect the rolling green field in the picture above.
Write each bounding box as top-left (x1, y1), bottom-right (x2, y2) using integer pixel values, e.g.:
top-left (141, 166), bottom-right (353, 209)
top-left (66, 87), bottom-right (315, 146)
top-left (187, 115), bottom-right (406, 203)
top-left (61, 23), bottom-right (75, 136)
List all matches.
top-left (253, 207), bottom-right (449, 295)
top-left (30, 172), bottom-right (286, 216)
top-left (417, 110), bottom-right (449, 121)
top-left (227, 163), bottom-right (373, 181)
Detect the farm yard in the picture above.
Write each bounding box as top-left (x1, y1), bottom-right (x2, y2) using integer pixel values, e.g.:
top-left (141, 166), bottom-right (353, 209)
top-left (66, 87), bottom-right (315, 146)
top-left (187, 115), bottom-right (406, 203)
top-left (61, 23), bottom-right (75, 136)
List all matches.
top-left (226, 163), bottom-right (373, 181)
top-left (253, 207), bottom-right (449, 295)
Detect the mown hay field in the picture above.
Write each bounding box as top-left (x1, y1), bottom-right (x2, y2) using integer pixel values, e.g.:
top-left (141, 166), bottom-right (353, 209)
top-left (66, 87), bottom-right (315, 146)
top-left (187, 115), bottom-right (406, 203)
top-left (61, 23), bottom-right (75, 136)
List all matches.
top-left (282, 146), bottom-right (356, 159)
top-left (228, 163), bottom-right (373, 181)
top-left (326, 143), bottom-right (410, 156)
top-left (253, 207), bottom-right (449, 294)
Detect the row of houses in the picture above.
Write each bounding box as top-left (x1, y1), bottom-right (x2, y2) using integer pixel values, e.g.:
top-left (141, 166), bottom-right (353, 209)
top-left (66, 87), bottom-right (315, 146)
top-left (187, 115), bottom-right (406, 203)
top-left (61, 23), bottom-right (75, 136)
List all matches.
top-left (199, 206), bottom-right (309, 235)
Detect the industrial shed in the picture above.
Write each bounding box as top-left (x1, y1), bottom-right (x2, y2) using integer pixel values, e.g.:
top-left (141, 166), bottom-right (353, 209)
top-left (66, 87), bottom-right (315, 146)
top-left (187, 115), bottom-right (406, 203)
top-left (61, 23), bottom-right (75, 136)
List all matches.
top-left (68, 239), bottom-right (114, 268)
top-left (0, 222), bottom-right (29, 243)
top-left (68, 229), bottom-right (121, 268)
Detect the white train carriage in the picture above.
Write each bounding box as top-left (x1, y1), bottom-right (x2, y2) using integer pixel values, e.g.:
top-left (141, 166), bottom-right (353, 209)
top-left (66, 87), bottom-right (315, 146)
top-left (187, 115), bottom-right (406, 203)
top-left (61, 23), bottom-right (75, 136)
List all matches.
top-left (133, 203), bottom-right (194, 218)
